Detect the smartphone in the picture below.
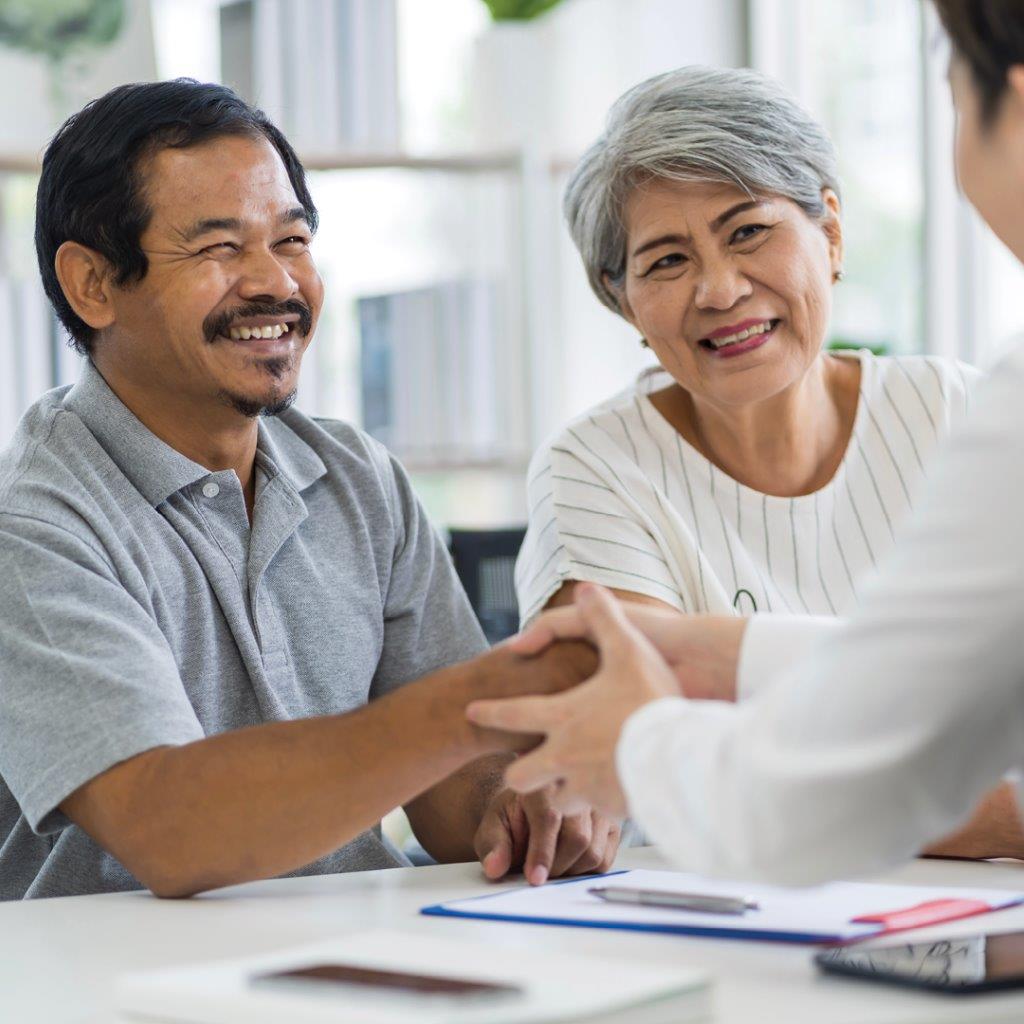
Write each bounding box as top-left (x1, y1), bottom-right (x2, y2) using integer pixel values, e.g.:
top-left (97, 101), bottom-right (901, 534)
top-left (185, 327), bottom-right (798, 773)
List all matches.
top-left (252, 962), bottom-right (523, 1003)
top-left (815, 930), bottom-right (1024, 994)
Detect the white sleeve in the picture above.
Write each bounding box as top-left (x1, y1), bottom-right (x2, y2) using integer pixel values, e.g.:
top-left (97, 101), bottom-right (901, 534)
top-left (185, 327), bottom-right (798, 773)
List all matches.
top-left (616, 344), bottom-right (1024, 886)
top-left (515, 426), bottom-right (684, 626)
top-left (737, 615), bottom-right (844, 701)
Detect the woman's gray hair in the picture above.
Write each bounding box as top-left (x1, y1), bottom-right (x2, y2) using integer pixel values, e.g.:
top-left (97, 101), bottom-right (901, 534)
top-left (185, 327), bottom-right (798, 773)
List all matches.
top-left (565, 65), bottom-right (842, 314)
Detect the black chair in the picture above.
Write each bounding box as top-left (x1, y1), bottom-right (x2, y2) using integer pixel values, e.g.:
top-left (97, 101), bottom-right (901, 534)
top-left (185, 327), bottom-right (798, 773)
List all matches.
top-left (448, 527), bottom-right (527, 645)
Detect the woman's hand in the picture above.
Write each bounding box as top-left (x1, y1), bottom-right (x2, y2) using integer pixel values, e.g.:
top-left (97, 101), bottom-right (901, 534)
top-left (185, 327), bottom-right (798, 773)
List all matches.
top-left (468, 584), bottom-right (682, 818)
top-left (508, 592), bottom-right (749, 703)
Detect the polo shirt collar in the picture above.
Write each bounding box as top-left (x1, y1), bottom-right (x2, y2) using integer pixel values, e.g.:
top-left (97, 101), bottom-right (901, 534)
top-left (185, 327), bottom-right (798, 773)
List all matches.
top-left (64, 361), bottom-right (209, 507)
top-left (257, 417), bottom-right (327, 494)
top-left (65, 361), bottom-right (328, 506)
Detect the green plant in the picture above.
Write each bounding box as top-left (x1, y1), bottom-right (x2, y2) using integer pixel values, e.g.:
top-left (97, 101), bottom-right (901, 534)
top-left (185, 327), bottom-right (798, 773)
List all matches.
top-left (479, 0), bottom-right (564, 21)
top-left (0, 0), bottom-right (123, 62)
top-left (828, 338), bottom-right (890, 357)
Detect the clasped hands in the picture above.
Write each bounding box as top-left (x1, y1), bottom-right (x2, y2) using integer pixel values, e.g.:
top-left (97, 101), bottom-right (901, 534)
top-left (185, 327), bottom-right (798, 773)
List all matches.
top-left (470, 584), bottom-right (746, 821)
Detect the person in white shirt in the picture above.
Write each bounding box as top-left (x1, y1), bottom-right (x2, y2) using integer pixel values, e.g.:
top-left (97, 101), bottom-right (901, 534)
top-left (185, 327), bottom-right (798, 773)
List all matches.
top-left (515, 63), bottom-right (1021, 858)
top-left (472, 0), bottom-right (1024, 883)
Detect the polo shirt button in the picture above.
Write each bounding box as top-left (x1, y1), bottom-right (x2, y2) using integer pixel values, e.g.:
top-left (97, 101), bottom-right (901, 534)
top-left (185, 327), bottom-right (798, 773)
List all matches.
top-left (202, 482), bottom-right (220, 498)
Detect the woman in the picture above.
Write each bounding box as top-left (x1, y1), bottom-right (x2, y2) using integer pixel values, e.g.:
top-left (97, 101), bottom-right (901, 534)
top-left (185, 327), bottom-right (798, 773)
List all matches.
top-left (517, 66), bottom-right (976, 626)
top-left (474, 0), bottom-right (1024, 884)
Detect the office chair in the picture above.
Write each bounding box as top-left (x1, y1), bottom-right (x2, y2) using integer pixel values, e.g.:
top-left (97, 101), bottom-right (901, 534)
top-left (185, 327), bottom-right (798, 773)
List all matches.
top-left (447, 527), bottom-right (527, 645)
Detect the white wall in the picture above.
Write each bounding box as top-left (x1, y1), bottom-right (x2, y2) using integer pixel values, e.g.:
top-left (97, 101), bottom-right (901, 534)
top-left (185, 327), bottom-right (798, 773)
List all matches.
top-left (468, 0), bottom-right (747, 445)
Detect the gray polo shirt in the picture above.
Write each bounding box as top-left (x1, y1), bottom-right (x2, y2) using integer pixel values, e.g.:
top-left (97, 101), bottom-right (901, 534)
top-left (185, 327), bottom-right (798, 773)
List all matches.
top-left (0, 361), bottom-right (487, 900)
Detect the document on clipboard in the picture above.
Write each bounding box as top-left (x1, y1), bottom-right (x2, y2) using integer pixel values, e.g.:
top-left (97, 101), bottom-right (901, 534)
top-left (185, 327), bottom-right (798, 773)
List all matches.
top-left (421, 869), bottom-right (1024, 945)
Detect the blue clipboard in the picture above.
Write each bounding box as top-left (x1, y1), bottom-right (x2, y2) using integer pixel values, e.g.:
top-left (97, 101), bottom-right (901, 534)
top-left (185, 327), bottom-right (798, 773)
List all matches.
top-left (421, 870), bottom-right (1024, 946)
top-left (420, 871), bottom-right (834, 944)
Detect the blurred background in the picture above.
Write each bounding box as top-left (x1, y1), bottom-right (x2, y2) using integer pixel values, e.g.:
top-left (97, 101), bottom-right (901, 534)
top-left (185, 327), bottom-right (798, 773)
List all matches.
top-left (2, 0), bottom-right (1023, 529)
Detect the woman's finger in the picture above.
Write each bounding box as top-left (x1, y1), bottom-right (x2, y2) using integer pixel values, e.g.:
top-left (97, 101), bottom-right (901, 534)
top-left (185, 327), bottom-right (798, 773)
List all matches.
top-left (467, 693), bottom-right (567, 734)
top-left (505, 745), bottom-right (566, 794)
top-left (575, 584), bottom-right (646, 660)
top-left (505, 606), bottom-right (588, 655)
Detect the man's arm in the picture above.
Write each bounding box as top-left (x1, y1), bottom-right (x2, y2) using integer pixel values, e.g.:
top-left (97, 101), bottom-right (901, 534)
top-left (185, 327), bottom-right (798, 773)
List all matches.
top-left (62, 641), bottom-right (594, 898)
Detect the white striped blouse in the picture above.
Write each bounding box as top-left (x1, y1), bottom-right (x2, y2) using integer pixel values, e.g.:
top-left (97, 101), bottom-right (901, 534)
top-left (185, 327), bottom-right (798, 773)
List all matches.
top-left (515, 350), bottom-right (979, 625)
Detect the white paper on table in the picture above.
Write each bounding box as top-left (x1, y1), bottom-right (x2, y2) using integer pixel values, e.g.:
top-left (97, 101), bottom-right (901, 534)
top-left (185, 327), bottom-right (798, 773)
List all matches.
top-left (116, 927), bottom-right (710, 1024)
top-left (423, 869), bottom-right (1024, 944)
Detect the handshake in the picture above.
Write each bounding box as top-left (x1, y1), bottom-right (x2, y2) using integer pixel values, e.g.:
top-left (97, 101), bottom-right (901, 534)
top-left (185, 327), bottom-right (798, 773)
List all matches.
top-left (468, 584), bottom-right (746, 821)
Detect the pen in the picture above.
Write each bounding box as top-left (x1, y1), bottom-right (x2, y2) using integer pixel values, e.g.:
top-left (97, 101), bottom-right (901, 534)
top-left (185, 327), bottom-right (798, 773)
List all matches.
top-left (587, 886), bottom-right (760, 915)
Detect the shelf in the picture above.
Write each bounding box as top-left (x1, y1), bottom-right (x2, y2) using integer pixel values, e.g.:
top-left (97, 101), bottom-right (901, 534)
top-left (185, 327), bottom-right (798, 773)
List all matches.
top-left (0, 151), bottom-right (524, 176)
top-left (301, 151), bottom-right (522, 173)
top-left (0, 150), bottom-right (583, 177)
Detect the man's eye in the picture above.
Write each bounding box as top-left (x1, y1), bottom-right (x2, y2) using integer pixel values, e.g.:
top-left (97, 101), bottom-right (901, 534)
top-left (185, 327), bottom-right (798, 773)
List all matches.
top-left (646, 253), bottom-right (686, 274)
top-left (202, 242), bottom-right (239, 256)
top-left (731, 223), bottom-right (769, 244)
top-left (276, 236), bottom-right (310, 253)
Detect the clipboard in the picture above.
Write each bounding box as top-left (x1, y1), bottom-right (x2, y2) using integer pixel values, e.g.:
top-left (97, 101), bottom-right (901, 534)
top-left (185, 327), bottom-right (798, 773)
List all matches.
top-left (421, 869), bottom-right (1024, 945)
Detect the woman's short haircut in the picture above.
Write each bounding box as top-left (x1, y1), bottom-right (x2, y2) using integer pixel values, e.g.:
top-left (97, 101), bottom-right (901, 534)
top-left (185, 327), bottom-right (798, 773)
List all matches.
top-left (35, 78), bottom-right (318, 355)
top-left (932, 0), bottom-right (1024, 122)
top-left (563, 65), bottom-right (841, 315)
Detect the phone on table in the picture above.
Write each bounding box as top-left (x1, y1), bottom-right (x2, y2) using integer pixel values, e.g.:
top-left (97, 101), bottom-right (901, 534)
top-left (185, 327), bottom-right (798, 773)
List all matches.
top-left (815, 930), bottom-right (1024, 994)
top-left (252, 962), bottom-right (523, 1004)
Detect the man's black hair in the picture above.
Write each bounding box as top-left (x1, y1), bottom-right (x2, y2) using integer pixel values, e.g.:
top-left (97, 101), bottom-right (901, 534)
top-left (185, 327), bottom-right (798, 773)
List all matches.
top-left (35, 78), bottom-right (319, 355)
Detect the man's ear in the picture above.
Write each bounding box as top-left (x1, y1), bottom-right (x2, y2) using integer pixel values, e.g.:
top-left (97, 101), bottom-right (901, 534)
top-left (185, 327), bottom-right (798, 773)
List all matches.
top-left (53, 242), bottom-right (117, 333)
top-left (601, 270), bottom-right (639, 329)
top-left (820, 188), bottom-right (844, 280)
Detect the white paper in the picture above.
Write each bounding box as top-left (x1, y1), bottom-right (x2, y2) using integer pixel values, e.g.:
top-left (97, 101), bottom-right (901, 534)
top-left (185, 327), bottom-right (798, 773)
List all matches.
top-left (116, 928), bottom-right (709, 1024)
top-left (427, 869), bottom-right (1024, 944)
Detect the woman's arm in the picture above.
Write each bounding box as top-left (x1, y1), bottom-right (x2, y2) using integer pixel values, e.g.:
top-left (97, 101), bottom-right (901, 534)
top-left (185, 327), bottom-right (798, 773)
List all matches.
top-left (613, 348), bottom-right (1024, 883)
top-left (492, 346), bottom-right (1024, 882)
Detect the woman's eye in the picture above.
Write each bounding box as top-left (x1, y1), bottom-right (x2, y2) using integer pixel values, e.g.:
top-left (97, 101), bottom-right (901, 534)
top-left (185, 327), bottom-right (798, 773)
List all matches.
top-left (646, 253), bottom-right (686, 274)
top-left (731, 223), bottom-right (768, 244)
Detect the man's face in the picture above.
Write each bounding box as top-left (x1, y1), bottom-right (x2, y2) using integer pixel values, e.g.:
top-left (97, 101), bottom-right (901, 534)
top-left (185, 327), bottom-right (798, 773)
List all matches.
top-left (103, 134), bottom-right (323, 418)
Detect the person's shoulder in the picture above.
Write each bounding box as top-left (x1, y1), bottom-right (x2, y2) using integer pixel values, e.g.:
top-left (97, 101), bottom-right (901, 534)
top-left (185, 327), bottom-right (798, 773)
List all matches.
top-left (859, 350), bottom-right (980, 412)
top-left (0, 385), bottom-right (96, 528)
top-left (531, 366), bottom-right (669, 468)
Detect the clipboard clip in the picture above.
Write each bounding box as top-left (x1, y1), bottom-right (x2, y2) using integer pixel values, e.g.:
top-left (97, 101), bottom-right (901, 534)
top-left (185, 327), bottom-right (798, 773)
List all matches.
top-left (850, 898), bottom-right (991, 932)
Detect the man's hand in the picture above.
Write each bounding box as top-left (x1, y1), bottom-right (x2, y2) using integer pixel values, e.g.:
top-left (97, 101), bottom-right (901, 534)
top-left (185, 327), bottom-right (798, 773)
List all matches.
top-left (399, 638), bottom-right (601, 869)
top-left (467, 584), bottom-right (680, 818)
top-left (473, 785), bottom-right (621, 885)
top-left (511, 595), bottom-right (747, 702)
top-left (461, 639), bottom-right (598, 757)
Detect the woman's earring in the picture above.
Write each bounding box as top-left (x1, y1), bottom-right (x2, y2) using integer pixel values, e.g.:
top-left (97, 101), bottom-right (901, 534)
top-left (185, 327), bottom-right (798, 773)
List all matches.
top-left (639, 337), bottom-right (649, 349)
top-left (833, 269), bottom-right (845, 283)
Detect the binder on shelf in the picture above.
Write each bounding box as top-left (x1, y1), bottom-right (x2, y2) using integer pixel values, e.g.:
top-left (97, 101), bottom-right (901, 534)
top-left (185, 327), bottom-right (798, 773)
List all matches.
top-left (356, 278), bottom-right (520, 468)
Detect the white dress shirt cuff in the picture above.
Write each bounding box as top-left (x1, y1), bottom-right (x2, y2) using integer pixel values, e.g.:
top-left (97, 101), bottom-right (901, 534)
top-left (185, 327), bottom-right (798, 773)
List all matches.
top-left (616, 696), bottom-right (738, 874)
top-left (737, 615), bottom-right (845, 702)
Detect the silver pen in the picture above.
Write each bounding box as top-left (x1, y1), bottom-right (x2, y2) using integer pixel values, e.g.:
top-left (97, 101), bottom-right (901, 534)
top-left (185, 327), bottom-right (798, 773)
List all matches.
top-left (588, 885), bottom-right (759, 915)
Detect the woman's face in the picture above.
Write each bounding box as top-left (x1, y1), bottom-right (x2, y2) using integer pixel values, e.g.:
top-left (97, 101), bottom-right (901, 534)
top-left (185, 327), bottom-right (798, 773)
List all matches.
top-left (949, 55), bottom-right (1024, 263)
top-left (612, 179), bottom-right (842, 408)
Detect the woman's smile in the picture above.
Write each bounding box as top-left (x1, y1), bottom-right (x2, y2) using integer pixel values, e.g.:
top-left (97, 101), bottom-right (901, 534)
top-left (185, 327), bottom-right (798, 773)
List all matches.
top-left (698, 318), bottom-right (781, 360)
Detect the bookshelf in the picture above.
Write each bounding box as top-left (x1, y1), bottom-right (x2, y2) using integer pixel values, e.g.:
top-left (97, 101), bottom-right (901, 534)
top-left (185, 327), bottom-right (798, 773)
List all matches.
top-left (0, 149), bottom-right (548, 515)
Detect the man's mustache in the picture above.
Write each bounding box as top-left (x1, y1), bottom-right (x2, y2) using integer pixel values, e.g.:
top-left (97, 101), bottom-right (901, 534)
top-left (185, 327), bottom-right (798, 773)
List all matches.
top-left (203, 300), bottom-right (314, 344)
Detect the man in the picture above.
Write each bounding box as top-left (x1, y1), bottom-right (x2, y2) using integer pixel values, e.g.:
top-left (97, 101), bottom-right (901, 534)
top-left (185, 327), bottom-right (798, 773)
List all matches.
top-left (0, 79), bottom-right (618, 900)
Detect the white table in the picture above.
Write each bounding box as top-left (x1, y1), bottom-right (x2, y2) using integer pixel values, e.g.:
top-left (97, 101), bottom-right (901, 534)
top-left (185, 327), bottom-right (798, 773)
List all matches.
top-left (5, 847), bottom-right (1024, 1023)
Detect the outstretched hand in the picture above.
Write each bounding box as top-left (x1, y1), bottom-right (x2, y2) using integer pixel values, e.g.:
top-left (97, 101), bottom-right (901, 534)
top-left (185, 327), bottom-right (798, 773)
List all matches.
top-left (506, 594), bottom-right (747, 702)
top-left (467, 584), bottom-right (679, 818)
